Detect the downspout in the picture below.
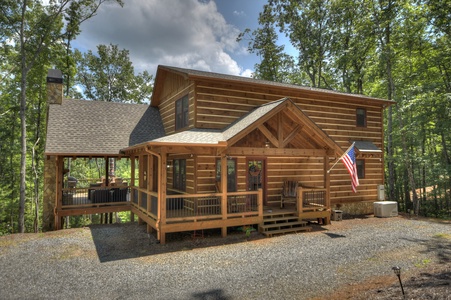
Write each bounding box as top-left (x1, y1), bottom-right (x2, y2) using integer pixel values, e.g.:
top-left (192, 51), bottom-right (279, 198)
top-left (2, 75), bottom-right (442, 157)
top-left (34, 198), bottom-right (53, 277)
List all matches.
top-left (144, 146), bottom-right (162, 233)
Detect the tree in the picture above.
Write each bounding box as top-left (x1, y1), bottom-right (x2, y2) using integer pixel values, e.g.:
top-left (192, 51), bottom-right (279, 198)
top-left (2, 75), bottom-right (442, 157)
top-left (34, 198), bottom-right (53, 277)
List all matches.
top-left (75, 44), bottom-right (153, 103)
top-left (329, 0), bottom-right (376, 94)
top-left (238, 4), bottom-right (295, 83)
top-left (0, 0), bottom-right (123, 233)
top-left (267, 0), bottom-right (337, 89)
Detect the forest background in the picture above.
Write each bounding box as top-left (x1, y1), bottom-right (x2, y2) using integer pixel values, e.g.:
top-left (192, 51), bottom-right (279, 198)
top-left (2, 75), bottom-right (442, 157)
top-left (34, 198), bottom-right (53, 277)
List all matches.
top-left (0, 0), bottom-right (450, 234)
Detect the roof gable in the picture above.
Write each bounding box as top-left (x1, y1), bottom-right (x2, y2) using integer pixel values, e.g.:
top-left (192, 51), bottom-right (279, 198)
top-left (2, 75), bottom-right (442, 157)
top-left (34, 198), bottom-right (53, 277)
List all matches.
top-left (130, 98), bottom-right (343, 156)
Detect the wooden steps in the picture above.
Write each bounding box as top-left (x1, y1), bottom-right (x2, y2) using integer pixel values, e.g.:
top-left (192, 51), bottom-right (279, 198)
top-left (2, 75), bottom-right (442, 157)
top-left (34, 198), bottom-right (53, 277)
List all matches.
top-left (259, 211), bottom-right (312, 237)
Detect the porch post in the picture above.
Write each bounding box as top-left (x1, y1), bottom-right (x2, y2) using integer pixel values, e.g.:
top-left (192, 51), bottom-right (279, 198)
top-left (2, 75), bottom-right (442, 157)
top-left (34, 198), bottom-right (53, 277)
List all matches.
top-left (220, 155), bottom-right (228, 238)
top-left (137, 155), bottom-right (143, 225)
top-left (159, 148), bottom-right (167, 244)
top-left (324, 155), bottom-right (331, 224)
top-left (258, 188), bottom-right (263, 223)
top-left (130, 156), bottom-right (135, 222)
top-left (54, 156), bottom-right (64, 230)
top-left (324, 155), bottom-right (331, 208)
top-left (297, 186), bottom-right (303, 219)
top-left (105, 156), bottom-right (109, 186)
top-left (147, 153), bottom-right (153, 233)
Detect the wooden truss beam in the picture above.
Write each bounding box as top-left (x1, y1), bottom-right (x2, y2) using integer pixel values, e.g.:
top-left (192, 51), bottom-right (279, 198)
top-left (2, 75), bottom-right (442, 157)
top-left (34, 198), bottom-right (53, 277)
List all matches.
top-left (225, 147), bottom-right (327, 157)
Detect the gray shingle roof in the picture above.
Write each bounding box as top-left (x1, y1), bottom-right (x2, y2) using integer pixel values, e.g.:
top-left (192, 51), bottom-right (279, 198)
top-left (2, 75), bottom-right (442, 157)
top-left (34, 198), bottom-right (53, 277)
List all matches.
top-left (158, 65), bottom-right (394, 104)
top-left (45, 99), bottom-right (165, 155)
top-left (149, 99), bottom-right (287, 145)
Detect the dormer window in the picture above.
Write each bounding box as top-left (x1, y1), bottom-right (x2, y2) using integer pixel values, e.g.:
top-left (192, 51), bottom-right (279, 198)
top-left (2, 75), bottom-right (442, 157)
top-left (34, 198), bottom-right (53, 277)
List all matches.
top-left (176, 95), bottom-right (189, 130)
top-left (356, 108), bottom-right (366, 127)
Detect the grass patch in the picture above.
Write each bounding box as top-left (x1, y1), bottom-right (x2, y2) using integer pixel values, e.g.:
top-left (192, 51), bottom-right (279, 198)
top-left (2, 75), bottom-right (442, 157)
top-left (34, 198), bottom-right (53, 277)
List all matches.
top-left (433, 233), bottom-right (451, 239)
top-left (415, 258), bottom-right (432, 268)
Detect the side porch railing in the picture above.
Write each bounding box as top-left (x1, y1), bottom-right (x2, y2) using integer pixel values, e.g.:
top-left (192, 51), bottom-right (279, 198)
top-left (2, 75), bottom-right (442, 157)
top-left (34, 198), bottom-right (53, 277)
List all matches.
top-left (60, 186), bottom-right (130, 207)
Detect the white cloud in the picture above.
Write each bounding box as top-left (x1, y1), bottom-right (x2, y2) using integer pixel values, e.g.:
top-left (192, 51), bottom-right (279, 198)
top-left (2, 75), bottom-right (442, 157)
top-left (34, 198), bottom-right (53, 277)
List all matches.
top-left (233, 10), bottom-right (246, 17)
top-left (75, 0), bottom-right (250, 76)
top-left (240, 69), bottom-right (254, 78)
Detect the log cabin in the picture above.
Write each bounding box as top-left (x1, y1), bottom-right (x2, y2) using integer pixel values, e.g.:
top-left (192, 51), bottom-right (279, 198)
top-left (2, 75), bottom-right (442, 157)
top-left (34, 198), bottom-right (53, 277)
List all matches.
top-left (43, 66), bottom-right (394, 244)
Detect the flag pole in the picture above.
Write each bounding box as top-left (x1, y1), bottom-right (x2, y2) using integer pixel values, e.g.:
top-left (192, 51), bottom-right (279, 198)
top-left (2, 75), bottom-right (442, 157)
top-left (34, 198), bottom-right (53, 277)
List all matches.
top-left (327, 142), bottom-right (355, 173)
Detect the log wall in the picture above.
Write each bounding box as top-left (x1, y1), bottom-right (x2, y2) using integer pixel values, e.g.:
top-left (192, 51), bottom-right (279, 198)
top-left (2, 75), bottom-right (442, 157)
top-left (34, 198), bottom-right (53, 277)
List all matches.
top-left (192, 80), bottom-right (384, 206)
top-left (157, 72), bottom-right (195, 135)
top-left (156, 75), bottom-right (385, 208)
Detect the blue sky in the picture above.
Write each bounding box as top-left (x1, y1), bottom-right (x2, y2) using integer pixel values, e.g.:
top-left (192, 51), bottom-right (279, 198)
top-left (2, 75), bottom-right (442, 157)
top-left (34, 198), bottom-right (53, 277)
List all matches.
top-left (73, 0), bottom-right (268, 78)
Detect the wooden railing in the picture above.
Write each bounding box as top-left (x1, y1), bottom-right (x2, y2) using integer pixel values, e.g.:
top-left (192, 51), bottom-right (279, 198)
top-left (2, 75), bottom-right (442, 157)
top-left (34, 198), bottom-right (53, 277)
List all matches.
top-left (298, 187), bottom-right (328, 212)
top-left (130, 187), bottom-right (262, 223)
top-left (61, 186), bottom-right (130, 207)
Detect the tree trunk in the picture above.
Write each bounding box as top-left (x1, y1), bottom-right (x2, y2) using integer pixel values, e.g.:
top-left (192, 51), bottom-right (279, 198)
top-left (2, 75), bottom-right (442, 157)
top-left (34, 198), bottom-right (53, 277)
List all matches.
top-left (398, 107), bottom-right (419, 214)
top-left (18, 0), bottom-right (28, 233)
top-left (32, 138), bottom-right (40, 233)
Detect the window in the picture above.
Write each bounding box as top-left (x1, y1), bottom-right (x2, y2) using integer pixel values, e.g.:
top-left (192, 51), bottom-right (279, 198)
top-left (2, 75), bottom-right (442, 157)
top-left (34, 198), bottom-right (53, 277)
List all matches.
top-left (356, 160), bottom-right (365, 179)
top-left (356, 108), bottom-right (367, 127)
top-left (175, 95), bottom-right (189, 130)
top-left (173, 159), bottom-right (186, 191)
top-left (216, 158), bottom-right (237, 192)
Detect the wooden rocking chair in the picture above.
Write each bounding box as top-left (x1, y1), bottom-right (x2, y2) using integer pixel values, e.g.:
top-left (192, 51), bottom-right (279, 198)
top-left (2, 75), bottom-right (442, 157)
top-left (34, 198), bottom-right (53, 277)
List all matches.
top-left (280, 180), bottom-right (299, 208)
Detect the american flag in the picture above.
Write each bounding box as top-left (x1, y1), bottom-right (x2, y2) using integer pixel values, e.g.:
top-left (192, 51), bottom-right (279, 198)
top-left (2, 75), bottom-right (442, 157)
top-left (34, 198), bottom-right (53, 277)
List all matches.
top-left (341, 143), bottom-right (359, 193)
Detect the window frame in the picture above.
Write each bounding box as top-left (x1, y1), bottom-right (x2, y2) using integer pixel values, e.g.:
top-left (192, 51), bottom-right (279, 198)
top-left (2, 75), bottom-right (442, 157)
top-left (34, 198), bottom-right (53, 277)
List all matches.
top-left (175, 95), bottom-right (189, 130)
top-left (173, 159), bottom-right (186, 191)
top-left (215, 158), bottom-right (237, 192)
top-left (356, 108), bottom-right (367, 127)
top-left (356, 159), bottom-right (365, 179)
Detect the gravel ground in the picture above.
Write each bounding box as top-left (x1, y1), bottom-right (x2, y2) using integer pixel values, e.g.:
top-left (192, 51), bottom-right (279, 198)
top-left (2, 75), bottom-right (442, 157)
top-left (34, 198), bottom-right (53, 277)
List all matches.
top-left (0, 215), bottom-right (450, 300)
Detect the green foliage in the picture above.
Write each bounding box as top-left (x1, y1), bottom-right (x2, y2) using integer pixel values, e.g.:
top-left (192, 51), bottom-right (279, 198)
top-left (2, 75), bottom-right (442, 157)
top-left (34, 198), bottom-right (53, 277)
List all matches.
top-left (242, 0), bottom-right (451, 218)
top-left (0, 0), bottom-right (124, 234)
top-left (75, 44), bottom-right (153, 103)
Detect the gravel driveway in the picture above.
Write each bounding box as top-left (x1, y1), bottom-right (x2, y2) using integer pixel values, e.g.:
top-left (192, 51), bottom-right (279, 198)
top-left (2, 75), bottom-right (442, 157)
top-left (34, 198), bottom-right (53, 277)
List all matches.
top-left (0, 215), bottom-right (450, 300)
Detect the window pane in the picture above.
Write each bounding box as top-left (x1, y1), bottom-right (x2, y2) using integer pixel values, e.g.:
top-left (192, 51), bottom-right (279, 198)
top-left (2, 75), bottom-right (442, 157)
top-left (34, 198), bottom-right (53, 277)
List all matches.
top-left (356, 109), bottom-right (366, 127)
top-left (175, 95), bottom-right (189, 130)
top-left (182, 96), bottom-right (189, 128)
top-left (356, 160), bottom-right (365, 178)
top-left (181, 160), bottom-right (186, 190)
top-left (216, 158), bottom-right (237, 192)
top-left (173, 159), bottom-right (186, 191)
top-left (173, 160), bottom-right (179, 189)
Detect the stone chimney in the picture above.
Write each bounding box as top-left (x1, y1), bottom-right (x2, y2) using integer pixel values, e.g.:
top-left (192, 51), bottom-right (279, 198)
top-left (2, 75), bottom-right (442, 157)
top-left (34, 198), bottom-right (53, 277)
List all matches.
top-left (47, 69), bottom-right (63, 105)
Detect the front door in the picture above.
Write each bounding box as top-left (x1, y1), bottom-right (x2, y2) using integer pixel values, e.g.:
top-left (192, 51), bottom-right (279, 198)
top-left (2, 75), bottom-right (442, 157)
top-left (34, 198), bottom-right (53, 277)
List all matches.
top-left (247, 158), bottom-right (266, 204)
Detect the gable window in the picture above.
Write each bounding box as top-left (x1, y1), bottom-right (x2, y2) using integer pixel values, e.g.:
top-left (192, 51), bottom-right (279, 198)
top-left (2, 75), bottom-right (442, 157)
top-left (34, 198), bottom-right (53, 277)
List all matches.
top-left (216, 158), bottom-right (237, 192)
top-left (173, 159), bottom-right (186, 191)
top-left (356, 160), bottom-right (365, 179)
top-left (175, 95), bottom-right (189, 130)
top-left (356, 108), bottom-right (367, 127)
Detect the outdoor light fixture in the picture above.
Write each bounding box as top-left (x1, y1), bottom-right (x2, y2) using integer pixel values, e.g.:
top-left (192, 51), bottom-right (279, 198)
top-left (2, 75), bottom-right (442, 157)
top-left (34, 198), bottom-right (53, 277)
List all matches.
top-left (392, 266), bottom-right (405, 297)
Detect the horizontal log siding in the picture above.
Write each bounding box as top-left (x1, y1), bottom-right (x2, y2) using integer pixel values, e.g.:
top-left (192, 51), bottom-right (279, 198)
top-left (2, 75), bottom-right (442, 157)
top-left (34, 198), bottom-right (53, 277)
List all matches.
top-left (194, 81), bottom-right (384, 205)
top-left (157, 74), bottom-right (195, 135)
top-left (266, 156), bottom-right (324, 203)
top-left (329, 157), bottom-right (382, 203)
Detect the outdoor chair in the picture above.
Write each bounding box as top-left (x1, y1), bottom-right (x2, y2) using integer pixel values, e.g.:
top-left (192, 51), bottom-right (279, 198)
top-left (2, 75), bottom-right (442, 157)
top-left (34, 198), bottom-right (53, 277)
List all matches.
top-left (280, 180), bottom-right (299, 208)
top-left (91, 188), bottom-right (110, 203)
top-left (110, 187), bottom-right (128, 202)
